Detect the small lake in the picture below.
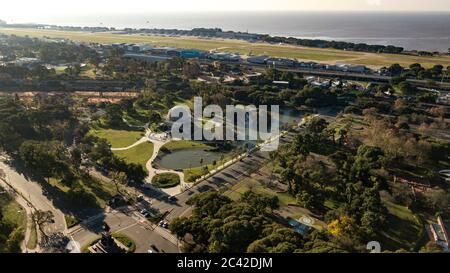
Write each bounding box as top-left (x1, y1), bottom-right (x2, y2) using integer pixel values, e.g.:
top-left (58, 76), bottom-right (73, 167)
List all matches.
top-left (158, 148), bottom-right (225, 170)
top-left (158, 107), bottom-right (304, 170)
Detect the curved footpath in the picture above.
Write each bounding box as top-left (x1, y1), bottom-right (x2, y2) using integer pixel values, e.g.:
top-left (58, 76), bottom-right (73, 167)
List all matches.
top-left (111, 129), bottom-right (188, 196)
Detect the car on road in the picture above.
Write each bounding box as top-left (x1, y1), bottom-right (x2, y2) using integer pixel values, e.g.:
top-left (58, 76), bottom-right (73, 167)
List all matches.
top-left (167, 196), bottom-right (178, 203)
top-left (158, 221), bottom-right (169, 229)
top-left (140, 209), bottom-right (150, 218)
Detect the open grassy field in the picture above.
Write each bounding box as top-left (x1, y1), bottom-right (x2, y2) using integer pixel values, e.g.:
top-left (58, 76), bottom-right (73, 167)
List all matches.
top-left (48, 175), bottom-right (118, 208)
top-left (162, 140), bottom-right (212, 152)
top-left (379, 191), bottom-right (424, 251)
top-left (0, 187), bottom-right (27, 250)
top-left (113, 141), bottom-right (154, 172)
top-left (89, 128), bottom-right (144, 148)
top-left (0, 189), bottom-right (27, 231)
top-left (225, 178), bottom-right (297, 207)
top-left (1, 28), bottom-right (449, 68)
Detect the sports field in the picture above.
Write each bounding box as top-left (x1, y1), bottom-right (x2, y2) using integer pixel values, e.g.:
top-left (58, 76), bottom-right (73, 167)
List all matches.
top-left (1, 28), bottom-right (449, 68)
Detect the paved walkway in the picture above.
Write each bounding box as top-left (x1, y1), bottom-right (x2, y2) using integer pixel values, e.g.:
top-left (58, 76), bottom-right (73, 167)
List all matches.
top-left (110, 129), bottom-right (187, 196)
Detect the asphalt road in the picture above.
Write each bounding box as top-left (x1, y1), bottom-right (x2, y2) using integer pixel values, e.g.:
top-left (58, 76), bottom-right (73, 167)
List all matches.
top-left (0, 160), bottom-right (66, 235)
top-left (70, 210), bottom-right (179, 253)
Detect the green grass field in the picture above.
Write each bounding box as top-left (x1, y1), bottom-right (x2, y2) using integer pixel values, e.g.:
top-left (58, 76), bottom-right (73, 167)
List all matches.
top-left (1, 28), bottom-right (449, 68)
top-left (379, 191), bottom-right (424, 252)
top-left (48, 175), bottom-right (118, 208)
top-left (0, 191), bottom-right (27, 230)
top-left (162, 140), bottom-right (212, 151)
top-left (225, 178), bottom-right (297, 207)
top-left (89, 128), bottom-right (144, 148)
top-left (0, 187), bottom-right (27, 250)
top-left (113, 141), bottom-right (154, 172)
top-left (152, 173), bottom-right (181, 188)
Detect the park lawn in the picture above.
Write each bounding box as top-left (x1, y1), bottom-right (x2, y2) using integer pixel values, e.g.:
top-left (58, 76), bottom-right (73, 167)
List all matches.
top-left (0, 188), bottom-right (27, 250)
top-left (224, 178), bottom-right (296, 207)
top-left (162, 140), bottom-right (213, 152)
top-left (48, 176), bottom-right (118, 209)
top-left (183, 152), bottom-right (235, 182)
top-left (378, 191), bottom-right (423, 252)
top-left (90, 128), bottom-right (144, 148)
top-left (0, 191), bottom-right (27, 231)
top-left (152, 173), bottom-right (181, 188)
top-left (1, 28), bottom-right (449, 68)
top-left (113, 142), bottom-right (154, 172)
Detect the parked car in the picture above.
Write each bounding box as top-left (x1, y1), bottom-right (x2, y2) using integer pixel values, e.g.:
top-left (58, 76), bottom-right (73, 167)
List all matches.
top-left (167, 196), bottom-right (178, 202)
top-left (140, 209), bottom-right (150, 217)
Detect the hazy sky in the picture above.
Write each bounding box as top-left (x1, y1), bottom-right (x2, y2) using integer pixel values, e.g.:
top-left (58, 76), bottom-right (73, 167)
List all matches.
top-left (1, 0), bottom-right (449, 22)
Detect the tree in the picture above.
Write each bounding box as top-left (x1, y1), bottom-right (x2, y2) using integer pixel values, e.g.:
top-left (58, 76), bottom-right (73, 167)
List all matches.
top-left (306, 118), bottom-right (328, 135)
top-left (328, 216), bottom-right (358, 237)
top-left (182, 62), bottom-right (201, 79)
top-left (398, 81), bottom-right (417, 95)
top-left (422, 188), bottom-right (450, 214)
top-left (110, 171), bottom-right (128, 195)
top-left (419, 242), bottom-right (443, 253)
top-left (296, 191), bottom-right (314, 208)
top-left (32, 210), bottom-right (55, 237)
top-left (19, 141), bottom-right (58, 182)
top-left (387, 64), bottom-right (404, 76)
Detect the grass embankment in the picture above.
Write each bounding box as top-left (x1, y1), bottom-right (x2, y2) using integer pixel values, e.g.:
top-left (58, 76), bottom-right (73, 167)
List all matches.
top-left (81, 234), bottom-right (137, 253)
top-left (112, 233), bottom-right (136, 253)
top-left (161, 140), bottom-right (212, 152)
top-left (65, 215), bottom-right (81, 229)
top-left (26, 220), bottom-right (37, 250)
top-left (89, 128), bottom-right (144, 148)
top-left (0, 187), bottom-right (27, 251)
top-left (152, 173), bottom-right (181, 189)
top-left (224, 163), bottom-right (297, 207)
top-left (378, 191), bottom-right (424, 252)
top-left (1, 28), bottom-right (449, 68)
top-left (81, 237), bottom-right (101, 253)
top-left (48, 175), bottom-right (118, 209)
top-left (113, 142), bottom-right (154, 173)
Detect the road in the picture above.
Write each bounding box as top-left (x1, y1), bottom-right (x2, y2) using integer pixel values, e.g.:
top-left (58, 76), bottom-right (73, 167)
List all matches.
top-left (69, 209), bottom-right (179, 253)
top-left (199, 59), bottom-right (450, 90)
top-left (0, 160), bottom-right (66, 236)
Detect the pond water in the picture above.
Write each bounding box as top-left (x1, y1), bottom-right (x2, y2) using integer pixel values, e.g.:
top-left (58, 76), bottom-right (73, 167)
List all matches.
top-left (158, 106), bottom-right (304, 170)
top-left (158, 148), bottom-right (225, 170)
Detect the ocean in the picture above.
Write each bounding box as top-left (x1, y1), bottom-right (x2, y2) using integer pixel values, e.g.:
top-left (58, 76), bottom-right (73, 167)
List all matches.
top-left (15, 11), bottom-right (450, 52)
